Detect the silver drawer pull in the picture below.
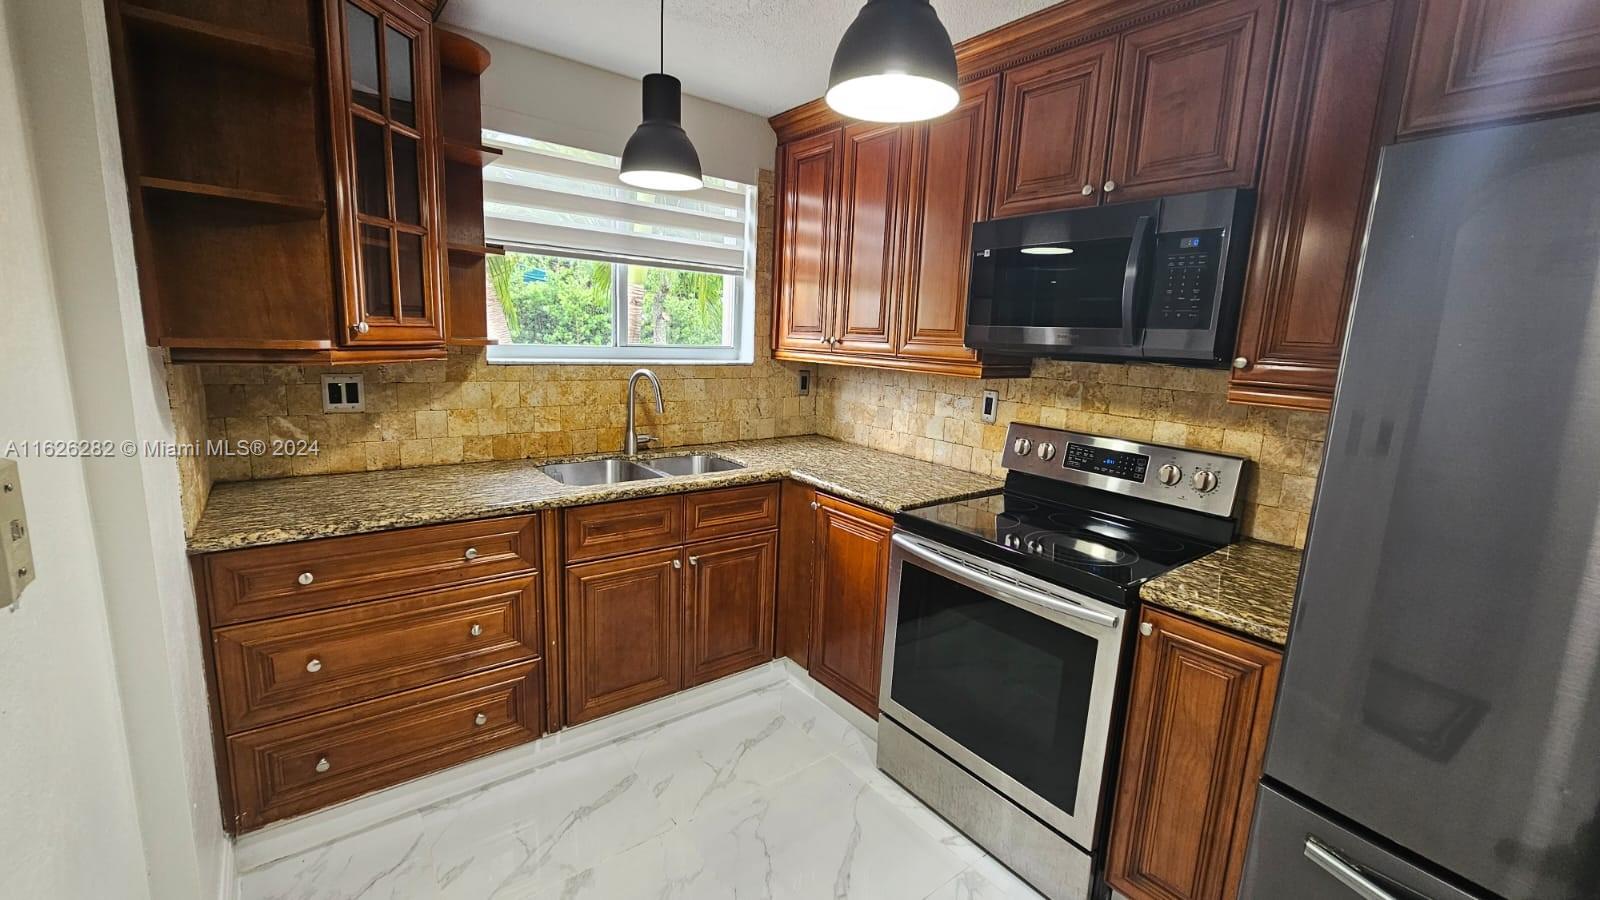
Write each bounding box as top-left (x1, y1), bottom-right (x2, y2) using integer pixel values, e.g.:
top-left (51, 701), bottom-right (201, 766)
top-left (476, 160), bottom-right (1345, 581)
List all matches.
top-left (305, 658), bottom-right (323, 673)
top-left (473, 712), bottom-right (488, 726)
top-left (688, 556), bottom-right (699, 566)
top-left (1140, 622), bottom-right (1153, 636)
top-left (810, 501), bottom-right (820, 510)
top-left (469, 623), bottom-right (483, 637)
top-left (1304, 838), bottom-right (1400, 900)
top-left (297, 572), bottom-right (315, 586)
top-left (672, 559), bottom-right (682, 569)
top-left (464, 547), bottom-right (479, 560)
top-left (314, 757), bottom-right (330, 774)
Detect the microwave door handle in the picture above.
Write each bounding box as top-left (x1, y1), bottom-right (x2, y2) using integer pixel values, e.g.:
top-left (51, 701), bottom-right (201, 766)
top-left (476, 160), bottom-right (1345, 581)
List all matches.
top-left (1120, 214), bottom-right (1154, 346)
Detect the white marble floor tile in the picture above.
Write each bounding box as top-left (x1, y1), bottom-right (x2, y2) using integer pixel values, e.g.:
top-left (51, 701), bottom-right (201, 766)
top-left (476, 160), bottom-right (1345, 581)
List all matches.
top-left (237, 678), bottom-right (1048, 900)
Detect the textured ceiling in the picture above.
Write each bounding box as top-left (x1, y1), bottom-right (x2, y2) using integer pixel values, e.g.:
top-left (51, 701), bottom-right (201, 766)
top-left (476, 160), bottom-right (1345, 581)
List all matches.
top-left (440, 1), bottom-right (1061, 117)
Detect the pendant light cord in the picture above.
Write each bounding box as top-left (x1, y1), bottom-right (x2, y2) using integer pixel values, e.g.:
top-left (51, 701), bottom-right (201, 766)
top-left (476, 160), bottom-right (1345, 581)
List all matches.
top-left (659, 0), bottom-right (665, 74)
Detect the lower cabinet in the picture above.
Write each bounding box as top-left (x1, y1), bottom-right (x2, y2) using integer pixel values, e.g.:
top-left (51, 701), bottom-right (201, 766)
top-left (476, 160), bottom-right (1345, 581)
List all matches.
top-left (807, 493), bottom-right (894, 717)
top-left (1107, 608), bottom-right (1282, 900)
top-left (558, 484), bottom-right (780, 726)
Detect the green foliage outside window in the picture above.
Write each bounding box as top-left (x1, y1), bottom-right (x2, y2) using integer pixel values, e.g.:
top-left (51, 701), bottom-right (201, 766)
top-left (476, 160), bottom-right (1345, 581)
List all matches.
top-left (487, 252), bottom-right (730, 347)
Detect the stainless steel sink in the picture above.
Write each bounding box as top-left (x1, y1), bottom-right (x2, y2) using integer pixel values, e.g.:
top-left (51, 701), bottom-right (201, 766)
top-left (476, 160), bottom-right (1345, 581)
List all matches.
top-left (541, 458), bottom-right (665, 486)
top-left (644, 454), bottom-right (745, 476)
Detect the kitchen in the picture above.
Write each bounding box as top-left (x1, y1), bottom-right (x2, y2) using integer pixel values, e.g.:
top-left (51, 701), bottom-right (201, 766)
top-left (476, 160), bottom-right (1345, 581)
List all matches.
top-left (1, 1), bottom-right (1596, 899)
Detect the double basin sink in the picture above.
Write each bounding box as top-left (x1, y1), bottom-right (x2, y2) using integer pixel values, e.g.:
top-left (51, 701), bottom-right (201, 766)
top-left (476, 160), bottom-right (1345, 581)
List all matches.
top-left (540, 453), bottom-right (745, 486)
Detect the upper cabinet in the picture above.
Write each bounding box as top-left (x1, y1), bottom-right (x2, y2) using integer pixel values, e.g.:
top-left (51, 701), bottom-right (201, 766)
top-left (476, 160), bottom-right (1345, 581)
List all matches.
top-left (833, 122), bottom-right (908, 356)
top-left (1397, 0), bottom-right (1600, 136)
top-left (1230, 0), bottom-right (1406, 410)
top-left (991, 39), bottom-right (1118, 217)
top-left (103, 0), bottom-right (489, 363)
top-left (775, 129), bottom-right (842, 355)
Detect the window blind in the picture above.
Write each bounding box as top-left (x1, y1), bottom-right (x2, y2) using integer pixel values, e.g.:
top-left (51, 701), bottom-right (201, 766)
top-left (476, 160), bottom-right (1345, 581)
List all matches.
top-left (482, 130), bottom-right (752, 274)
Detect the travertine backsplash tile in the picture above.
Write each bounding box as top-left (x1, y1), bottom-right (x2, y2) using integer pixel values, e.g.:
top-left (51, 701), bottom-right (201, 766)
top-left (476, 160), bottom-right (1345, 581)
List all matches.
top-left (816, 360), bottom-right (1328, 548)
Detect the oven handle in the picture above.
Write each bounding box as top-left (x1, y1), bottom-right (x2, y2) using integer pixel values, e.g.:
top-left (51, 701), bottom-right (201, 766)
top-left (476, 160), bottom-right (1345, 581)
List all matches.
top-left (892, 533), bottom-right (1121, 631)
top-left (1119, 214), bottom-right (1154, 346)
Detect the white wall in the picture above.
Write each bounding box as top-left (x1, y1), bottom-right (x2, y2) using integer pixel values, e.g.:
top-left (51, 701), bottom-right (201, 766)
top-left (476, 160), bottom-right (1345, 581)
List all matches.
top-left (0, 0), bottom-right (231, 898)
top-left (465, 30), bottom-right (777, 185)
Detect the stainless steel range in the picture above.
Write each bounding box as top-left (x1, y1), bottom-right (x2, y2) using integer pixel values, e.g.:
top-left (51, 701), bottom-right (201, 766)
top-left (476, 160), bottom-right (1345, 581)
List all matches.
top-left (876, 423), bottom-right (1248, 899)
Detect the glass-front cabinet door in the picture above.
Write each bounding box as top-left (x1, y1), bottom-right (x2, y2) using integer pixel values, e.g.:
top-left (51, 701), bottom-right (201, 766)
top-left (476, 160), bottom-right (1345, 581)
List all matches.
top-left (327, 0), bottom-right (444, 345)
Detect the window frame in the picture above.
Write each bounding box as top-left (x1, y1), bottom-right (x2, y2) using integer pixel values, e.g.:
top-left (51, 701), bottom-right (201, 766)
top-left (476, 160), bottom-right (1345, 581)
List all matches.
top-left (487, 177), bottom-right (758, 367)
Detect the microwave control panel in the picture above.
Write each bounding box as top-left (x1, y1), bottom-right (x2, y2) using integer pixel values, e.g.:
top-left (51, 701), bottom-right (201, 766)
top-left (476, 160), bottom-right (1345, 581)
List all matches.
top-left (1146, 229), bottom-right (1223, 329)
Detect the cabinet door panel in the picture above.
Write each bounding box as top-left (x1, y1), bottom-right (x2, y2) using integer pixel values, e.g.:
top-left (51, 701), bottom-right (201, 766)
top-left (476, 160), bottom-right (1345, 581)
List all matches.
top-left (1231, 0), bottom-right (1400, 410)
top-left (1107, 609), bottom-right (1281, 900)
top-left (992, 38), bottom-right (1119, 218)
top-left (1399, 0), bottom-right (1600, 135)
top-left (1107, 0), bottom-right (1278, 201)
top-left (900, 76), bottom-right (998, 365)
top-left (835, 122), bottom-right (907, 355)
top-left (685, 532), bottom-right (777, 686)
top-left (563, 549), bottom-right (683, 724)
top-left (808, 495), bottom-right (892, 716)
top-left (776, 129), bottom-right (842, 353)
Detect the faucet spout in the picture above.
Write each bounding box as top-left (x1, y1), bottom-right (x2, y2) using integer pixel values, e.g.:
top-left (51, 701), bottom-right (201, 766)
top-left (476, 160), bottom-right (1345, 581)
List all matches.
top-left (625, 369), bottom-right (665, 456)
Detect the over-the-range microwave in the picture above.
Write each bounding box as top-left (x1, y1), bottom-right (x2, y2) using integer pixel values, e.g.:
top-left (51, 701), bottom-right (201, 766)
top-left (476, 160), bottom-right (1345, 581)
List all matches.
top-left (965, 188), bottom-right (1254, 366)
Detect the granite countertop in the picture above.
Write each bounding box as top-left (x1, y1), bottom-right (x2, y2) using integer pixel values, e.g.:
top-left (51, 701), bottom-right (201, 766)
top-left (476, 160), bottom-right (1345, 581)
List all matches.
top-left (189, 435), bottom-right (1003, 554)
top-left (1139, 540), bottom-right (1303, 647)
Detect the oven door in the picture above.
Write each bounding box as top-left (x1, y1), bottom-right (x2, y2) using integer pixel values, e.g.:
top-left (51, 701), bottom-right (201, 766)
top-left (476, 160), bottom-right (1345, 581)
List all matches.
top-left (880, 532), bottom-right (1127, 850)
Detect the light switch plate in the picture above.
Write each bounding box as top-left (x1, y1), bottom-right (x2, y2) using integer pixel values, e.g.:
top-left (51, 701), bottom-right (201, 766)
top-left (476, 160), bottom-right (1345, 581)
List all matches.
top-left (1, 460), bottom-right (35, 610)
top-left (321, 374), bottom-right (365, 412)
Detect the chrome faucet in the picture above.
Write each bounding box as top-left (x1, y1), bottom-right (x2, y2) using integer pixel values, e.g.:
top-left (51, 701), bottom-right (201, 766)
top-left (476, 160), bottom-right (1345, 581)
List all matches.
top-left (624, 368), bottom-right (665, 456)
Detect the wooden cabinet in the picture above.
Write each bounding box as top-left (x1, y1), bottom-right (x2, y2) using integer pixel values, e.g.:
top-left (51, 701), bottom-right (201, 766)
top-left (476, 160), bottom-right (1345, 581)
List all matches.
top-left (1398, 0), bottom-right (1600, 136)
top-left (1230, 0), bottom-right (1404, 410)
top-left (1107, 0), bottom-right (1280, 202)
top-left (776, 129), bottom-right (843, 354)
top-left (557, 485), bottom-right (780, 725)
top-left (104, 0), bottom-right (490, 363)
top-left (834, 122), bottom-right (908, 355)
top-left (775, 481), bottom-right (819, 667)
top-left (992, 39), bottom-right (1119, 217)
top-left (192, 513), bottom-right (548, 832)
top-left (563, 548), bottom-right (685, 724)
top-left (1107, 608), bottom-right (1281, 900)
top-left (685, 532), bottom-right (778, 686)
top-left (808, 494), bottom-right (893, 717)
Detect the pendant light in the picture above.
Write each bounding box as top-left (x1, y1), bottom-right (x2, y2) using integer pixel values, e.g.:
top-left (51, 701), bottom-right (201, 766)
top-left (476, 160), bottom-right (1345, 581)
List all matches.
top-left (826, 0), bottom-right (959, 123)
top-left (620, 0), bottom-right (704, 191)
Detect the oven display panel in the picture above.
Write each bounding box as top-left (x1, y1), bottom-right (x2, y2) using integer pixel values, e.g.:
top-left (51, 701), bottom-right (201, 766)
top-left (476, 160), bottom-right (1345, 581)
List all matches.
top-left (1065, 443), bottom-right (1149, 482)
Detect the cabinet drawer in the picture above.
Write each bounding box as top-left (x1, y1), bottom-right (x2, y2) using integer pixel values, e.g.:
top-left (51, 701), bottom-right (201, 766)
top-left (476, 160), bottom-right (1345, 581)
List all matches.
top-left (213, 574), bottom-right (541, 733)
top-left (227, 660), bottom-right (543, 831)
top-left (685, 483), bottom-right (780, 542)
top-left (201, 516), bottom-right (540, 625)
top-left (563, 495), bottom-right (684, 563)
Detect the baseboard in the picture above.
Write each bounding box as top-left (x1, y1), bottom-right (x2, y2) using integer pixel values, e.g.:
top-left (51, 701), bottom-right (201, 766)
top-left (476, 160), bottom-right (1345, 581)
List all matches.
top-left (233, 661), bottom-right (787, 873)
top-left (776, 657), bottom-right (879, 740)
top-left (215, 838), bottom-right (239, 900)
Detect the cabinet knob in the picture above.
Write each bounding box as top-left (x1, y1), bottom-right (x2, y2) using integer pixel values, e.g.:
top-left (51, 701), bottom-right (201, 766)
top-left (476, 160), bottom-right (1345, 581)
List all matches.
top-left (819, 336), bottom-right (829, 344)
top-left (1233, 357), bottom-right (1250, 370)
top-left (1081, 184), bottom-right (1094, 196)
top-left (688, 555), bottom-right (699, 567)
top-left (474, 712), bottom-right (488, 726)
top-left (810, 501), bottom-right (820, 510)
top-left (469, 623), bottom-right (482, 637)
top-left (297, 571), bottom-right (314, 586)
top-left (672, 559), bottom-right (683, 569)
top-left (1103, 180), bottom-right (1117, 192)
top-left (464, 547), bottom-right (479, 560)
top-left (306, 658), bottom-right (323, 673)
top-left (352, 322), bottom-right (370, 335)
top-left (1139, 622), bottom-right (1154, 636)
top-left (314, 757), bottom-right (331, 773)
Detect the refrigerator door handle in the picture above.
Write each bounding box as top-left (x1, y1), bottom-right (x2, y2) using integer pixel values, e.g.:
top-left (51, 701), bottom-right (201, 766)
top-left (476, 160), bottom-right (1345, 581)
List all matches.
top-left (1304, 837), bottom-right (1407, 900)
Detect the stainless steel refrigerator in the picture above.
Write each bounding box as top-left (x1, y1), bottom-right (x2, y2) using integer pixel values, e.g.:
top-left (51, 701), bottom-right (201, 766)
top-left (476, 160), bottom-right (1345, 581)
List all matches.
top-left (1240, 112), bottom-right (1600, 900)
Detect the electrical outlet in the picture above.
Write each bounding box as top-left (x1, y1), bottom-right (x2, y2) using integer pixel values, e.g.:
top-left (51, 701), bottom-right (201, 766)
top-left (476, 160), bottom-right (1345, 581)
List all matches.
top-left (797, 368), bottom-right (812, 397)
top-left (981, 390), bottom-right (999, 424)
top-left (1, 460), bottom-right (35, 611)
top-left (321, 374), bottom-right (365, 412)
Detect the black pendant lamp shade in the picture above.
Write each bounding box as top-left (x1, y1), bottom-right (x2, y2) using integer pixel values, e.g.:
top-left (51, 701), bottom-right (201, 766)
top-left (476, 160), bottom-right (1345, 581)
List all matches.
top-left (620, 2), bottom-right (703, 191)
top-left (827, 0), bottom-right (959, 123)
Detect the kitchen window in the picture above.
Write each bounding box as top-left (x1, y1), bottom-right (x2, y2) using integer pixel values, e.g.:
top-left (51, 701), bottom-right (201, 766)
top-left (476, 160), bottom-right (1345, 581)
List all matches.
top-left (481, 133), bottom-right (756, 364)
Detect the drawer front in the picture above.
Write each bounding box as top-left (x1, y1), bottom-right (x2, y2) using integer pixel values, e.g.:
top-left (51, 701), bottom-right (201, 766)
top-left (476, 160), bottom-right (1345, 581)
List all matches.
top-left (227, 660), bottom-right (543, 831)
top-left (562, 495), bottom-right (684, 563)
top-left (684, 483), bottom-right (780, 542)
top-left (203, 515), bottom-right (540, 625)
top-left (213, 575), bottom-right (541, 733)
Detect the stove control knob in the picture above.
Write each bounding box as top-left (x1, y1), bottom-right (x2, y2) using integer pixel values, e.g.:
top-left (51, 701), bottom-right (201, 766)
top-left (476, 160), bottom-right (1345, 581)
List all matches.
top-left (1012, 438), bottom-right (1033, 457)
top-left (1191, 470), bottom-right (1219, 494)
top-left (1157, 464), bottom-right (1183, 486)
top-left (1036, 442), bottom-right (1056, 462)
top-left (1026, 540), bottom-right (1041, 554)
top-left (1004, 534), bottom-right (1020, 549)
